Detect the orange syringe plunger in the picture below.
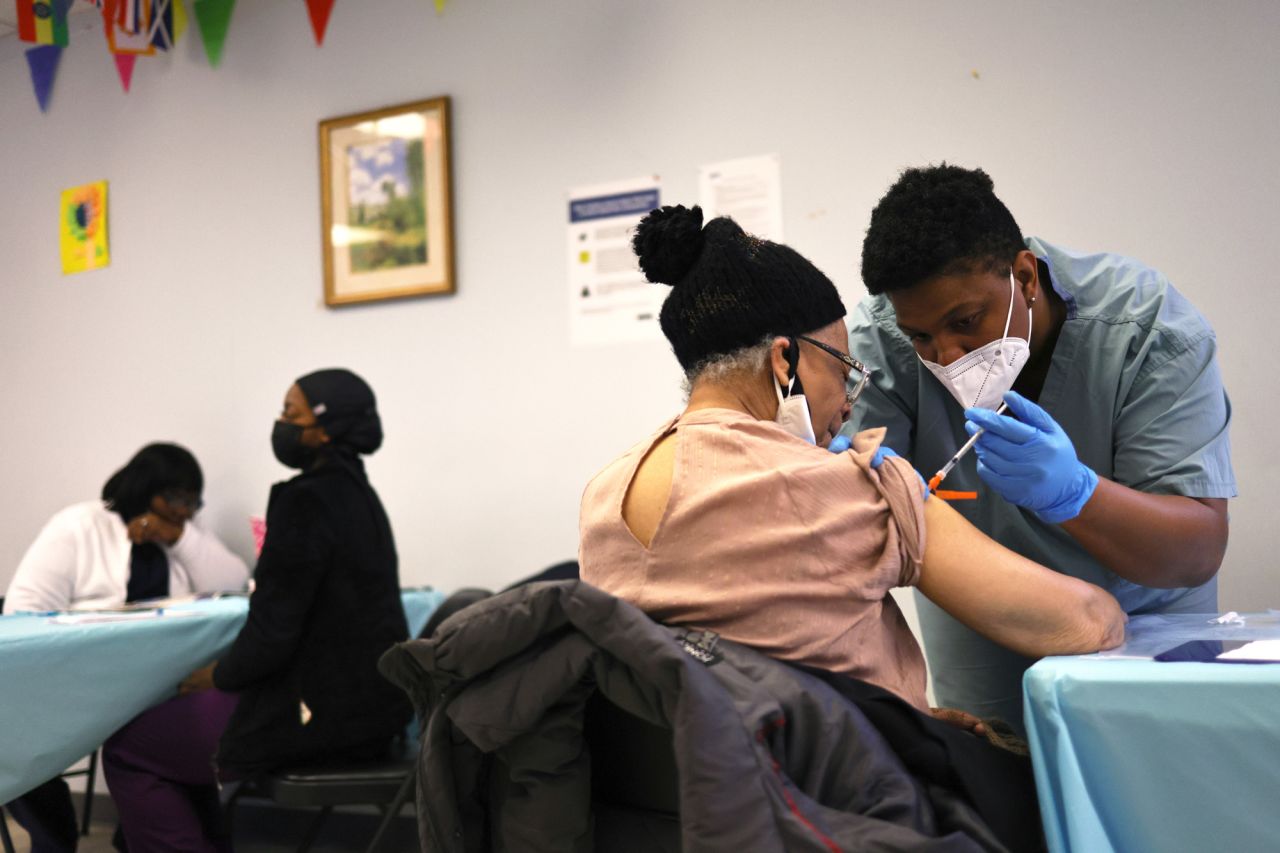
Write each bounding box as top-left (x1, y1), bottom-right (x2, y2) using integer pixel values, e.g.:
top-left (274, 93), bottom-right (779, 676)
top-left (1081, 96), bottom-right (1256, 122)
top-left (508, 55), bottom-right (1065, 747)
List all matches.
top-left (934, 489), bottom-right (978, 501)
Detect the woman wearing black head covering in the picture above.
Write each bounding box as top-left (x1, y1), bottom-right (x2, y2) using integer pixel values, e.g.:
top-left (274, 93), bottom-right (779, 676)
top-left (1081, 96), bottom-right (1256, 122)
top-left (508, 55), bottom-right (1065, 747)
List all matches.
top-left (212, 368), bottom-right (411, 773)
top-left (104, 370), bottom-right (411, 853)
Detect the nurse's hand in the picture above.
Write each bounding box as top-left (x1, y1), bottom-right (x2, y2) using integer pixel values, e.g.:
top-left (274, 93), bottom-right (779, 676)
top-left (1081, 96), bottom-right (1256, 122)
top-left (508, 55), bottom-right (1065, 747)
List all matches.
top-left (865, 444), bottom-right (929, 499)
top-left (964, 391), bottom-right (1098, 523)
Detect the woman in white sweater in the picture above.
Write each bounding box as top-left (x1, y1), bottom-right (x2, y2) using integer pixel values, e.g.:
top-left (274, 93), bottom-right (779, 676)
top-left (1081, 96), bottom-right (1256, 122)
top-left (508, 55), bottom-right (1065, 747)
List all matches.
top-left (3, 443), bottom-right (248, 614)
top-left (1, 443), bottom-right (248, 853)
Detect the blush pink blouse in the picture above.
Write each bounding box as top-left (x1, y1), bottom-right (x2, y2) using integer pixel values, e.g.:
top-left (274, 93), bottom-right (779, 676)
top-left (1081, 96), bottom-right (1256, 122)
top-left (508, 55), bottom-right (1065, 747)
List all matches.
top-left (579, 408), bottom-right (930, 711)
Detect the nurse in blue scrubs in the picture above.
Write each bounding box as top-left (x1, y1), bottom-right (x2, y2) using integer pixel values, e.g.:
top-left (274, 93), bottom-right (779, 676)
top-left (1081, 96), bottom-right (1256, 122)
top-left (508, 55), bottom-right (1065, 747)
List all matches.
top-left (845, 164), bottom-right (1236, 732)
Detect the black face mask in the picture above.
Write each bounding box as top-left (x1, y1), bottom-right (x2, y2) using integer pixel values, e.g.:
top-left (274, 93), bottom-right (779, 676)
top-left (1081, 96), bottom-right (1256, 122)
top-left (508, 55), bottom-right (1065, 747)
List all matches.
top-left (272, 421), bottom-right (318, 470)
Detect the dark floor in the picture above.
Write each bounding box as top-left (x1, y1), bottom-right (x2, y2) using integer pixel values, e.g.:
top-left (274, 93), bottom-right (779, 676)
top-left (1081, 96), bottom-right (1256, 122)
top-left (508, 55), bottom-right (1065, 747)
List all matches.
top-left (3, 795), bottom-right (420, 852)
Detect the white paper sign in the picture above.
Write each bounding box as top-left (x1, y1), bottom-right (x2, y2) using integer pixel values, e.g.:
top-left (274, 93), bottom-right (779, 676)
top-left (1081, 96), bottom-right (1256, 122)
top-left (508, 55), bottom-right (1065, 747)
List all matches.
top-left (567, 177), bottom-right (664, 347)
top-left (698, 154), bottom-right (783, 242)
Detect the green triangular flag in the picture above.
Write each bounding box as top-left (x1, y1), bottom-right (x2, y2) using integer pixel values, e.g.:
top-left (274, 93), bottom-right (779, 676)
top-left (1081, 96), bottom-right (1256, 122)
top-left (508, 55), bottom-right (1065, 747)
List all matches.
top-left (193, 0), bottom-right (236, 67)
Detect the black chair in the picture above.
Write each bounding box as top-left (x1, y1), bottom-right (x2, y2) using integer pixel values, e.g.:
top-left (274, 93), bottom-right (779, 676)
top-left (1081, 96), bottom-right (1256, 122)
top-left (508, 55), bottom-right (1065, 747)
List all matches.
top-left (222, 590), bottom-right (498, 853)
top-left (0, 754), bottom-right (101, 853)
top-left (227, 739), bottom-right (418, 853)
top-left (0, 596), bottom-right (100, 852)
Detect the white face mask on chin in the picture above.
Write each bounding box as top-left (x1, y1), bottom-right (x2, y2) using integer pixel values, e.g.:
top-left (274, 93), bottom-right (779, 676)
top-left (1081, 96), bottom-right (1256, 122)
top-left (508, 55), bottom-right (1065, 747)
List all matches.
top-left (919, 271), bottom-right (1032, 411)
top-left (774, 373), bottom-right (817, 445)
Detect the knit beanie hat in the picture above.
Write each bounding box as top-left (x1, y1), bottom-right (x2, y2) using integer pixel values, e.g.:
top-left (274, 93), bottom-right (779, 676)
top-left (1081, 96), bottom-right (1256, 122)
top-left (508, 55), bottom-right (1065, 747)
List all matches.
top-left (633, 205), bottom-right (846, 372)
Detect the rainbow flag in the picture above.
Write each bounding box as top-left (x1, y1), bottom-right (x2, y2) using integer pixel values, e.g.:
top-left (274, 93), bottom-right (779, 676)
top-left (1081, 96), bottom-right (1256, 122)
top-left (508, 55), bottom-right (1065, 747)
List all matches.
top-left (16, 0), bottom-right (70, 46)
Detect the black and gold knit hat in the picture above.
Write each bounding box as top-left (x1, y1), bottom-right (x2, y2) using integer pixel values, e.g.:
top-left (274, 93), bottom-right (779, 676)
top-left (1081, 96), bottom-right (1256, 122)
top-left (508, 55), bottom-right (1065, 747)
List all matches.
top-left (633, 205), bottom-right (846, 371)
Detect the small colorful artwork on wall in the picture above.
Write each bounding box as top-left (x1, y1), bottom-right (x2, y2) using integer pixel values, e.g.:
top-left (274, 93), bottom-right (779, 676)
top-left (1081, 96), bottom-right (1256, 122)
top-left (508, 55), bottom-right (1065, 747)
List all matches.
top-left (60, 180), bottom-right (110, 274)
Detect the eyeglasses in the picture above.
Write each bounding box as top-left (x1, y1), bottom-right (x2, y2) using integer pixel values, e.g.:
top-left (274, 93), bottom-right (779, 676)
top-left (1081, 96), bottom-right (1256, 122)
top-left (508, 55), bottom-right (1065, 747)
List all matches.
top-left (796, 335), bottom-right (872, 407)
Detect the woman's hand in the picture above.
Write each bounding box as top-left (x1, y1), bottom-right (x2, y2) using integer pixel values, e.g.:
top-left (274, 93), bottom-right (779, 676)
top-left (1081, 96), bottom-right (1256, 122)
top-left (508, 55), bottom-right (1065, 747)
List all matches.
top-left (126, 512), bottom-right (184, 546)
top-left (180, 663), bottom-right (217, 694)
top-left (930, 706), bottom-right (987, 736)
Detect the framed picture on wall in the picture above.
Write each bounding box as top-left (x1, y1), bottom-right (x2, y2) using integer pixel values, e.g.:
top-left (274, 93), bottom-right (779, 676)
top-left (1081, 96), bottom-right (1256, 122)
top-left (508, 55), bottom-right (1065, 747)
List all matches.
top-left (319, 96), bottom-right (455, 306)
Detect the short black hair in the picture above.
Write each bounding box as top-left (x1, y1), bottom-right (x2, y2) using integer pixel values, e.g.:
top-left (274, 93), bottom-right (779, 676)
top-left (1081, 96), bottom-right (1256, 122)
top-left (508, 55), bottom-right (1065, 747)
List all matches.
top-left (101, 443), bottom-right (203, 520)
top-left (861, 164), bottom-right (1025, 295)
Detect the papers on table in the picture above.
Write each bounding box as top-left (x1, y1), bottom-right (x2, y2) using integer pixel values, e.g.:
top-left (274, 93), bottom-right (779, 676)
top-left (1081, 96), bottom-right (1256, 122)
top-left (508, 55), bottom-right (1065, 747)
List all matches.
top-left (68, 594), bottom-right (200, 613)
top-left (49, 609), bottom-right (202, 625)
top-left (1216, 640), bottom-right (1280, 662)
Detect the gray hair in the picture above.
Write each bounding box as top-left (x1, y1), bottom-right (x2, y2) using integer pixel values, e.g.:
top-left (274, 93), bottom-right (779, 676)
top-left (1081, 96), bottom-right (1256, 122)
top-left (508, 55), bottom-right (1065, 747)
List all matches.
top-left (681, 334), bottom-right (775, 399)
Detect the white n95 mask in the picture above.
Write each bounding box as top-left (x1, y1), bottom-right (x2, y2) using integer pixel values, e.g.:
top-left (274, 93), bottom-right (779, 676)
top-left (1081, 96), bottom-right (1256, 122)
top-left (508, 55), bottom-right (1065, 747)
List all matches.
top-left (774, 340), bottom-right (817, 444)
top-left (774, 374), bottom-right (816, 444)
top-left (920, 271), bottom-right (1032, 411)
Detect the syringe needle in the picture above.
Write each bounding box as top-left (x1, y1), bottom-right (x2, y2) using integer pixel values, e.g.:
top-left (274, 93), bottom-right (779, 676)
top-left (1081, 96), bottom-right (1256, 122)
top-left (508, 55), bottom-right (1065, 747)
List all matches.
top-left (927, 401), bottom-right (1008, 492)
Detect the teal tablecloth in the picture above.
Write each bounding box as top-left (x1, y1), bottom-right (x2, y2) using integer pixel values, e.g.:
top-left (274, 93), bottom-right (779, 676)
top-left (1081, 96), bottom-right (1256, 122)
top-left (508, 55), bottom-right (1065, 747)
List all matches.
top-left (1024, 611), bottom-right (1280, 853)
top-left (0, 588), bottom-right (444, 803)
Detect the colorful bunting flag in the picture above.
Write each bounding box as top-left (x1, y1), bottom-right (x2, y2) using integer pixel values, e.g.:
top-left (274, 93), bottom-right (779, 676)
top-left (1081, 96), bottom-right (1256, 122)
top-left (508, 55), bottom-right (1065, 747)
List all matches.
top-left (304, 0), bottom-right (334, 46)
top-left (17, 0), bottom-right (70, 46)
top-left (102, 0), bottom-right (157, 55)
top-left (16, 0), bottom-right (458, 112)
top-left (113, 52), bottom-right (136, 91)
top-left (25, 44), bottom-right (62, 111)
top-left (150, 0), bottom-right (180, 50)
top-left (172, 0), bottom-right (187, 42)
top-left (193, 0), bottom-right (235, 67)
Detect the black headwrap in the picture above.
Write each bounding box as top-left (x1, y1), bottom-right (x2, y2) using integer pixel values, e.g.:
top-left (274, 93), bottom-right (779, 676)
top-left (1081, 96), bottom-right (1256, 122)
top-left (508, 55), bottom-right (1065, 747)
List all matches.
top-left (295, 369), bottom-right (383, 455)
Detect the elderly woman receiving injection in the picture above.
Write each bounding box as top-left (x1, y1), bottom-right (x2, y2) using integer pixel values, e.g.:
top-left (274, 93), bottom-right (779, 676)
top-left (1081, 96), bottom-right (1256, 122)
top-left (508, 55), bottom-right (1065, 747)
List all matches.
top-left (578, 205), bottom-right (1125, 721)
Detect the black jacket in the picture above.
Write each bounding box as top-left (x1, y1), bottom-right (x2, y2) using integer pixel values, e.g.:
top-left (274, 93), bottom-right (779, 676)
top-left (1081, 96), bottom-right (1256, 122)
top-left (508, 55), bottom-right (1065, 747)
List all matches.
top-left (215, 457), bottom-right (411, 775)
top-left (380, 581), bottom-right (1043, 853)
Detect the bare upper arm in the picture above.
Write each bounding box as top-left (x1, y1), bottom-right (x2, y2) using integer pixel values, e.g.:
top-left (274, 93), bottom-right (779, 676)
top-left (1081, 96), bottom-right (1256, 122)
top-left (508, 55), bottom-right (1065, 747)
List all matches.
top-left (916, 497), bottom-right (1125, 657)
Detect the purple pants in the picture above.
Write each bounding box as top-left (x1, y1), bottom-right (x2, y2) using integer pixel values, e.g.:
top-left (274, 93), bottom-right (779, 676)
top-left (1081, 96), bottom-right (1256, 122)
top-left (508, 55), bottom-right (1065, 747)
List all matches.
top-left (102, 689), bottom-right (239, 853)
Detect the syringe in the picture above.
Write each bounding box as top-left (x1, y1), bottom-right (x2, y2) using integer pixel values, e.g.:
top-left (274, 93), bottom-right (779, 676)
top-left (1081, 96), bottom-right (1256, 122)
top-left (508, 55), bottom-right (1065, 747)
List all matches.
top-left (927, 401), bottom-right (1008, 493)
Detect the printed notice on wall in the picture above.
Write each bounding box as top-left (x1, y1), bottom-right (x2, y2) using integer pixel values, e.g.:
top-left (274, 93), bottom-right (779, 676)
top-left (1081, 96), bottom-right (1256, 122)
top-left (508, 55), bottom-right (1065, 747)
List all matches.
top-left (698, 154), bottom-right (783, 242)
top-left (568, 177), bottom-right (663, 347)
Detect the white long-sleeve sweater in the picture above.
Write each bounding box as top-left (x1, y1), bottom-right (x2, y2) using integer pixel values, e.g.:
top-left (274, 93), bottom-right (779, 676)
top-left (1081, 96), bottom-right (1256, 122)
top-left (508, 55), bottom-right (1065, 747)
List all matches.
top-left (2, 501), bottom-right (250, 613)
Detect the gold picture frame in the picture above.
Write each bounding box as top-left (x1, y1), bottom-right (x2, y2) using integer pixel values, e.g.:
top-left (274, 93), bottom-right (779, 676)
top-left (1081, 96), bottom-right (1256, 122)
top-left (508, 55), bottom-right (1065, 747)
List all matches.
top-left (319, 96), bottom-right (455, 306)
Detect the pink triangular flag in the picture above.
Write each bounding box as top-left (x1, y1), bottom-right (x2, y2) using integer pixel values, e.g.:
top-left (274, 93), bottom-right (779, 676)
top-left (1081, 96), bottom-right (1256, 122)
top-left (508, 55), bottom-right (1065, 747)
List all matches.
top-left (305, 0), bottom-right (334, 46)
top-left (114, 52), bottom-right (137, 92)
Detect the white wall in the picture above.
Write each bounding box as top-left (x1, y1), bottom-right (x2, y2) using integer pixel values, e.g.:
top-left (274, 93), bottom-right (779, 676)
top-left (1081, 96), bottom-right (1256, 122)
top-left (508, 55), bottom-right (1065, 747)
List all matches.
top-left (1, 1), bottom-right (1277, 612)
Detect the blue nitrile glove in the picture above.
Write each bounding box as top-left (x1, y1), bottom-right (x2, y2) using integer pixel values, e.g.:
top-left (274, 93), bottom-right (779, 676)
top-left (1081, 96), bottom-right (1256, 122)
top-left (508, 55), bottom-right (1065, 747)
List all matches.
top-left (828, 434), bottom-right (853, 454)
top-left (831, 438), bottom-right (928, 498)
top-left (964, 390), bottom-right (1098, 523)
top-left (869, 445), bottom-right (929, 500)
top-left (870, 444), bottom-right (898, 467)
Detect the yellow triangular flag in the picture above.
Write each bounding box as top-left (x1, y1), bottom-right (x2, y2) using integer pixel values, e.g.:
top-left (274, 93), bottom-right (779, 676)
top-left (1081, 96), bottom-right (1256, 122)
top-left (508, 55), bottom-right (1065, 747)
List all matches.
top-left (174, 0), bottom-right (188, 44)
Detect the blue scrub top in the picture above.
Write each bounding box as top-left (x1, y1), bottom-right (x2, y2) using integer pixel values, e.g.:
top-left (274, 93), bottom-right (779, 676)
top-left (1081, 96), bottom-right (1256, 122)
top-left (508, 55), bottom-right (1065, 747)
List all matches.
top-left (845, 237), bottom-right (1237, 727)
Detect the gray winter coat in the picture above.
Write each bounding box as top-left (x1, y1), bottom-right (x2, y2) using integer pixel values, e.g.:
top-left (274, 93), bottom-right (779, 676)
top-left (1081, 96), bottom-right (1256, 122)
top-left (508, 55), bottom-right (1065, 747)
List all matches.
top-left (379, 581), bottom-right (1041, 852)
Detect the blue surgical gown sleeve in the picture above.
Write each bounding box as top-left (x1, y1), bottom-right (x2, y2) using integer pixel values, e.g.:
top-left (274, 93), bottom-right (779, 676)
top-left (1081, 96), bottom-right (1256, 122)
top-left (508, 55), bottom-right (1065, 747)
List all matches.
top-left (845, 298), bottom-right (920, 457)
top-left (1113, 330), bottom-right (1237, 498)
